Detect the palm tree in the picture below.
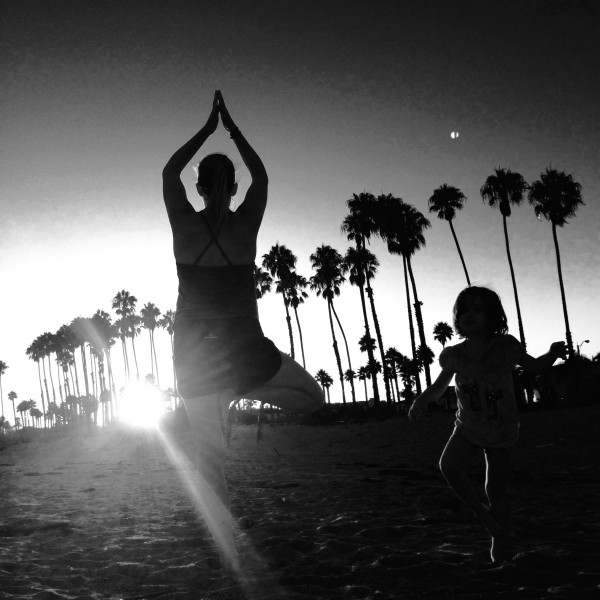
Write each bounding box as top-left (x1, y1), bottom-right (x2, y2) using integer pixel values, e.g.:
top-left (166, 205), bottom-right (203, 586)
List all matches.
top-left (8, 390), bottom-right (17, 428)
top-left (46, 401), bottom-right (59, 428)
top-left (140, 302), bottom-right (161, 388)
top-left (254, 265), bottom-right (273, 299)
top-left (26, 338), bottom-right (47, 414)
top-left (343, 369), bottom-right (357, 405)
top-left (377, 195), bottom-right (433, 386)
top-left (481, 167), bottom-right (529, 348)
top-left (0, 360), bottom-right (7, 418)
top-left (357, 366), bottom-right (369, 403)
top-left (17, 400), bottom-right (32, 428)
top-left (112, 290), bottom-right (138, 380)
top-left (416, 344), bottom-right (435, 376)
top-left (359, 333), bottom-right (377, 355)
top-left (342, 193), bottom-right (386, 405)
top-left (41, 332), bottom-right (58, 408)
top-left (262, 244), bottom-right (297, 359)
top-left (70, 317), bottom-right (93, 398)
top-left (384, 347), bottom-right (403, 403)
top-left (365, 358), bottom-right (382, 397)
top-left (344, 246), bottom-right (384, 405)
top-left (158, 310), bottom-right (176, 391)
top-left (46, 331), bottom-right (66, 403)
top-left (401, 255), bottom-right (420, 394)
top-left (30, 406), bottom-right (43, 428)
top-left (433, 322), bottom-right (454, 348)
top-left (528, 167), bottom-right (584, 358)
top-left (310, 245), bottom-right (355, 405)
top-left (283, 271), bottom-right (309, 368)
top-left (124, 313), bottom-right (142, 382)
top-left (90, 310), bottom-right (118, 424)
top-left (315, 369), bottom-right (333, 404)
top-left (114, 317), bottom-right (131, 380)
top-left (56, 323), bottom-right (79, 396)
top-left (428, 184), bottom-right (471, 285)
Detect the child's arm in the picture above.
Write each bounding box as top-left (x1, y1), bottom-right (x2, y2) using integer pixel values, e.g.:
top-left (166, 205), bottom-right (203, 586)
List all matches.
top-left (408, 369), bottom-right (455, 421)
top-left (517, 341), bottom-right (567, 374)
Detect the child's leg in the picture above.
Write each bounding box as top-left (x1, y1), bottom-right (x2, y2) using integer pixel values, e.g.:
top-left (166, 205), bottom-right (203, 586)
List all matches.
top-left (484, 446), bottom-right (512, 562)
top-left (484, 447), bottom-right (511, 531)
top-left (439, 431), bottom-right (503, 537)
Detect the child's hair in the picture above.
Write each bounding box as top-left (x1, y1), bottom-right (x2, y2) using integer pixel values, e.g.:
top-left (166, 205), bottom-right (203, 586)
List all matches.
top-left (197, 153), bottom-right (236, 226)
top-left (453, 286), bottom-right (508, 338)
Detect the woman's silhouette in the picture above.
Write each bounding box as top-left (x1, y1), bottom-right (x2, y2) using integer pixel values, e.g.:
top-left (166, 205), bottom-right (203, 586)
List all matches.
top-left (162, 91), bottom-right (323, 568)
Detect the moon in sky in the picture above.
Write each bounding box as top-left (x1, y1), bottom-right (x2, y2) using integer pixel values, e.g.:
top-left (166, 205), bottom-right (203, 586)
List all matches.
top-left (451, 131), bottom-right (460, 139)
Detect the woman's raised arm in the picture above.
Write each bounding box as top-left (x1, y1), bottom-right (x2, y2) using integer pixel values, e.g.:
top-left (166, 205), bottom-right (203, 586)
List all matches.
top-left (217, 92), bottom-right (268, 226)
top-left (217, 91), bottom-right (268, 184)
top-left (163, 92), bottom-right (219, 219)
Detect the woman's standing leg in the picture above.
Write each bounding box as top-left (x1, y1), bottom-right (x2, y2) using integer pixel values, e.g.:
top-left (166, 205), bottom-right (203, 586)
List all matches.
top-left (183, 393), bottom-right (239, 569)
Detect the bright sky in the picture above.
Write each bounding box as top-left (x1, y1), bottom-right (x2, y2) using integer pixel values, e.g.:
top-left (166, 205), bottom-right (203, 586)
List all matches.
top-left (2, 1), bottom-right (599, 408)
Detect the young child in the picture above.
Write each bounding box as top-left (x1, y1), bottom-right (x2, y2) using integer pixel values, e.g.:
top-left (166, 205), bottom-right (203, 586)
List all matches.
top-left (408, 286), bottom-right (566, 562)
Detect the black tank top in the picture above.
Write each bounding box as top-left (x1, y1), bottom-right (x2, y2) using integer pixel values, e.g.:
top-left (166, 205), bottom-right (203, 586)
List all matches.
top-left (174, 213), bottom-right (258, 322)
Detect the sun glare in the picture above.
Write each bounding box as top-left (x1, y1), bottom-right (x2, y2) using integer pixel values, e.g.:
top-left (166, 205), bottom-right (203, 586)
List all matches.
top-left (119, 383), bottom-right (164, 428)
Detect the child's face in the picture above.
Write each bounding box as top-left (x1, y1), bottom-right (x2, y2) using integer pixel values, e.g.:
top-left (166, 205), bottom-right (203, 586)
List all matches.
top-left (458, 296), bottom-right (487, 337)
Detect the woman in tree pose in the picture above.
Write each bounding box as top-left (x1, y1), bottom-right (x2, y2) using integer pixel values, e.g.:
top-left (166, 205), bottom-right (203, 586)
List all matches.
top-left (163, 91), bottom-right (323, 569)
top-left (409, 286), bottom-right (566, 562)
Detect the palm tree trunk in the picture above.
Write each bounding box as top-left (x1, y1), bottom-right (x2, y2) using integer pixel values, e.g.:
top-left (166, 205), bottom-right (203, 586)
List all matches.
top-left (292, 306), bottom-right (307, 368)
top-left (356, 280), bottom-right (381, 405)
top-left (121, 337), bottom-right (130, 380)
top-left (327, 299), bottom-right (346, 405)
top-left (403, 257), bottom-right (421, 395)
top-left (330, 301), bottom-right (356, 404)
top-left (503, 215), bottom-right (526, 349)
top-left (55, 359), bottom-right (64, 403)
top-left (63, 366), bottom-right (70, 397)
top-left (406, 257), bottom-right (432, 386)
top-left (152, 331), bottom-right (160, 388)
top-left (46, 355), bottom-right (56, 405)
top-left (80, 347), bottom-right (90, 397)
top-left (365, 276), bottom-right (391, 404)
top-left (170, 333), bottom-right (176, 391)
top-left (106, 349), bottom-right (117, 422)
top-left (129, 336), bottom-right (140, 382)
top-left (71, 351), bottom-right (82, 396)
top-left (552, 223), bottom-right (574, 358)
top-left (282, 295), bottom-right (295, 360)
top-left (69, 355), bottom-right (80, 396)
top-left (393, 370), bottom-right (401, 403)
top-left (449, 220), bottom-right (471, 286)
top-left (39, 360), bottom-right (49, 414)
top-left (362, 378), bottom-right (368, 403)
top-left (148, 330), bottom-right (155, 377)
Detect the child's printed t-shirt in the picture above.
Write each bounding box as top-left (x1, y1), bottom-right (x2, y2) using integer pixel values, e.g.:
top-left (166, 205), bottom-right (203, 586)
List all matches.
top-left (439, 334), bottom-right (526, 448)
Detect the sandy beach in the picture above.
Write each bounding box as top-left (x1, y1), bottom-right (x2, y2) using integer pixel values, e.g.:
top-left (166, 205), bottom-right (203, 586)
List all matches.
top-left (1, 406), bottom-right (599, 600)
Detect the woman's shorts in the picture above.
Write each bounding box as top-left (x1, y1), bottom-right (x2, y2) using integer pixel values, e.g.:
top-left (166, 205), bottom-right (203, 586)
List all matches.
top-left (174, 317), bottom-right (283, 398)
